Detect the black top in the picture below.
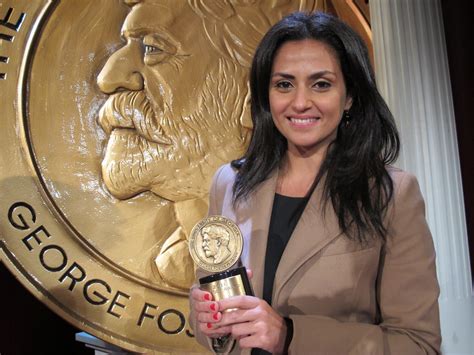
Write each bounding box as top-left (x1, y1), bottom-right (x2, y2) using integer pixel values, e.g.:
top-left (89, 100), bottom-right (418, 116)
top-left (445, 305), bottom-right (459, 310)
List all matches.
top-left (252, 193), bottom-right (309, 355)
top-left (262, 193), bottom-right (308, 305)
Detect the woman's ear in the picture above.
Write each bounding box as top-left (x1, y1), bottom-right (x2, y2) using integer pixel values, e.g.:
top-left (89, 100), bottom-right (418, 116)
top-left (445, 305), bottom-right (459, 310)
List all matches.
top-left (344, 96), bottom-right (353, 111)
top-left (240, 82), bottom-right (253, 130)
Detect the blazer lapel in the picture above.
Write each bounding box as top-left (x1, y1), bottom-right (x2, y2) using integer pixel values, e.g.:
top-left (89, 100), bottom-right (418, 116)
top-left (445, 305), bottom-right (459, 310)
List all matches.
top-left (272, 176), bottom-right (343, 306)
top-left (239, 171), bottom-right (278, 299)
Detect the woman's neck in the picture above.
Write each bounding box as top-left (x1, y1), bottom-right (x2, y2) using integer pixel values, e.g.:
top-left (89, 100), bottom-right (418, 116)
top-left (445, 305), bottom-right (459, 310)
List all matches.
top-left (276, 146), bottom-right (327, 197)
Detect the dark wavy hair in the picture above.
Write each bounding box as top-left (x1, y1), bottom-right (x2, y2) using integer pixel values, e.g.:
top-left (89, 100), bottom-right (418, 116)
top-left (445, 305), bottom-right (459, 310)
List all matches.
top-left (232, 12), bottom-right (400, 243)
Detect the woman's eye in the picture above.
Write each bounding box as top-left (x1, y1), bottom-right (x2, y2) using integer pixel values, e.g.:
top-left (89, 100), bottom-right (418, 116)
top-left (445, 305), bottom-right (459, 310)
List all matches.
top-left (275, 81), bottom-right (292, 89)
top-left (314, 81), bottom-right (331, 89)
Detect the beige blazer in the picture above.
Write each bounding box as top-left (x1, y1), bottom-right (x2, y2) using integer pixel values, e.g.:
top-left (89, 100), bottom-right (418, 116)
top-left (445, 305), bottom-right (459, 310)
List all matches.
top-left (191, 164), bottom-right (441, 354)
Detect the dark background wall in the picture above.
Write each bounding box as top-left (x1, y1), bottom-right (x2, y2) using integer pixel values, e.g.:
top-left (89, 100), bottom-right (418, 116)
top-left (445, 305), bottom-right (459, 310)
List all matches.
top-left (440, 0), bottom-right (474, 283)
top-left (0, 263), bottom-right (91, 354)
top-left (1, 1), bottom-right (472, 354)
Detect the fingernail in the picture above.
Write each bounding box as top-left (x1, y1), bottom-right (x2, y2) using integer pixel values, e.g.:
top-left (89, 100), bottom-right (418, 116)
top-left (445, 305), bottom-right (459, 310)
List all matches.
top-left (204, 293), bottom-right (211, 301)
top-left (210, 303), bottom-right (216, 311)
top-left (213, 313), bottom-right (219, 320)
top-left (207, 323), bottom-right (212, 329)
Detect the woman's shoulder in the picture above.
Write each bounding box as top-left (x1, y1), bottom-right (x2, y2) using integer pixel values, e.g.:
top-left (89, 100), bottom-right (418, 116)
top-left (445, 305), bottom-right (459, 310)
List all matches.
top-left (385, 165), bottom-right (425, 212)
top-left (208, 163), bottom-right (240, 215)
top-left (209, 163), bottom-right (240, 203)
top-left (213, 162), bottom-right (239, 187)
top-left (386, 165), bottom-right (419, 192)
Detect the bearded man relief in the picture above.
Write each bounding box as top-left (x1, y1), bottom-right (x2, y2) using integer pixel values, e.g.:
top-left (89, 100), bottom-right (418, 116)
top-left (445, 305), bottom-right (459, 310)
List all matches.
top-left (97, 0), bottom-right (319, 290)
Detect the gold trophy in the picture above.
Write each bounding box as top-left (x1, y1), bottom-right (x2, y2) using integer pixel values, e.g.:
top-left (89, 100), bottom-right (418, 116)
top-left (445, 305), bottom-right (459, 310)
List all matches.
top-left (189, 215), bottom-right (253, 352)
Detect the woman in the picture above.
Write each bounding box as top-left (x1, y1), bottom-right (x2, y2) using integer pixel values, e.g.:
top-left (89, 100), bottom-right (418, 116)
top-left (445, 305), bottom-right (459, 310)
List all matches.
top-left (190, 12), bottom-right (441, 354)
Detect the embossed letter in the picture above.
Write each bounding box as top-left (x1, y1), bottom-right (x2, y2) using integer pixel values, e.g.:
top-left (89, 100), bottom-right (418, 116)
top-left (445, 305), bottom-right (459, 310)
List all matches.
top-left (0, 7), bottom-right (26, 79)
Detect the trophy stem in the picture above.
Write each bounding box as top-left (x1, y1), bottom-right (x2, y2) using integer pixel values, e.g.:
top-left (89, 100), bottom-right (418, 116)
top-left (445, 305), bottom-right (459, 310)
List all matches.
top-left (212, 335), bottom-right (236, 353)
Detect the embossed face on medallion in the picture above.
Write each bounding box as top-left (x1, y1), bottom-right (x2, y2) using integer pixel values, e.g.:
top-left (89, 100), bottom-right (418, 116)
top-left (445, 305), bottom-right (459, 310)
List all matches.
top-left (97, 0), bottom-right (250, 202)
top-left (201, 224), bottom-right (231, 264)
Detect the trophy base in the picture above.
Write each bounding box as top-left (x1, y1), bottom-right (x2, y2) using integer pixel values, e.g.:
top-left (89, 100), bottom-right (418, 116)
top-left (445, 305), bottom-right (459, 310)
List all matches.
top-left (199, 267), bottom-right (253, 353)
top-left (199, 266), bottom-right (253, 300)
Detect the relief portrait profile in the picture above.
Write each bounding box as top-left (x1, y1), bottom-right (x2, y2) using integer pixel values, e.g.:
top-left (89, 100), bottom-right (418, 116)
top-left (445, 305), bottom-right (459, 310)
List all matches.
top-left (201, 224), bottom-right (232, 265)
top-left (95, 0), bottom-right (322, 290)
top-left (23, 0), bottom-right (349, 295)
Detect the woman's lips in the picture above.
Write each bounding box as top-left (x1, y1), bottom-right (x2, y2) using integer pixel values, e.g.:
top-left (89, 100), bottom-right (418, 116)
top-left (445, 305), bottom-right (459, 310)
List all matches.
top-left (287, 116), bottom-right (320, 126)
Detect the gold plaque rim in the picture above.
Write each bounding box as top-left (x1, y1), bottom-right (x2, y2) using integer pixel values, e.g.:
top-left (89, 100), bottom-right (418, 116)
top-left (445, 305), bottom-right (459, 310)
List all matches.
top-left (17, 2), bottom-right (174, 293)
top-left (0, 2), bottom-right (194, 352)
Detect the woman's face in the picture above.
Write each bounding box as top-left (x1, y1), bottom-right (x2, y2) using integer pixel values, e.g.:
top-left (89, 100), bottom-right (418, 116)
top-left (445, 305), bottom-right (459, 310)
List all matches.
top-left (269, 39), bottom-right (352, 156)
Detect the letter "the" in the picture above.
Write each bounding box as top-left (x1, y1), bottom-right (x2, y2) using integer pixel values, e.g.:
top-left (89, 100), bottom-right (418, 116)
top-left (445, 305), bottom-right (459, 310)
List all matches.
top-left (0, 7), bottom-right (26, 80)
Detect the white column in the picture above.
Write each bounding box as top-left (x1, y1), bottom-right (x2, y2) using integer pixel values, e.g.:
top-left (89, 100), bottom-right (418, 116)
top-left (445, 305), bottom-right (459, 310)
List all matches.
top-left (369, 0), bottom-right (473, 353)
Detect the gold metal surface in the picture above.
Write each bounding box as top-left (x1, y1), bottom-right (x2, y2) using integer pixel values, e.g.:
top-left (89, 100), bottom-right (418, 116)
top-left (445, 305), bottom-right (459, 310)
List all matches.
top-left (189, 216), bottom-right (243, 273)
top-left (0, 0), bottom-right (371, 352)
top-left (200, 275), bottom-right (247, 302)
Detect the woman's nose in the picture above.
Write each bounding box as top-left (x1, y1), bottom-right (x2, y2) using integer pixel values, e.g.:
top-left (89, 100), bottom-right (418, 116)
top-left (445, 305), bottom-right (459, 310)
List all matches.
top-left (97, 44), bottom-right (144, 94)
top-left (291, 87), bottom-right (312, 111)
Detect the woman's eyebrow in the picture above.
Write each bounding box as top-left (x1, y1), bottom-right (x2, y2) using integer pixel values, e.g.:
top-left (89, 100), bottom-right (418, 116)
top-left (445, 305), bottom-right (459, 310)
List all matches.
top-left (308, 70), bottom-right (336, 80)
top-left (271, 70), bottom-right (336, 80)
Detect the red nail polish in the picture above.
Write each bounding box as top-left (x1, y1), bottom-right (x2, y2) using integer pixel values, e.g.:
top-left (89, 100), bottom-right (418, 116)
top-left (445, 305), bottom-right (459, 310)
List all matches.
top-left (207, 323), bottom-right (212, 329)
top-left (213, 313), bottom-right (219, 320)
top-left (210, 303), bottom-right (216, 311)
top-left (204, 294), bottom-right (211, 301)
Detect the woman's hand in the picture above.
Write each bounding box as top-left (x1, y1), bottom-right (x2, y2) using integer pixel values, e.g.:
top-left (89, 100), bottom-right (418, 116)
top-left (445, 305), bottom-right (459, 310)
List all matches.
top-left (214, 295), bottom-right (288, 354)
top-left (190, 286), bottom-right (229, 338)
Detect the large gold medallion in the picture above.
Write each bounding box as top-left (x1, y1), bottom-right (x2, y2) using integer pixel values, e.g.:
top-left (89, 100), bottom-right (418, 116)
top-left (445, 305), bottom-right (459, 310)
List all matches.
top-left (189, 216), bottom-right (243, 273)
top-left (0, 0), bottom-right (370, 352)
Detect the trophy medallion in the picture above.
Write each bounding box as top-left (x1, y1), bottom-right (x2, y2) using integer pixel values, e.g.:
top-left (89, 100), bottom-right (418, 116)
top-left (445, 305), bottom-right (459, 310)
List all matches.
top-left (190, 216), bottom-right (252, 300)
top-left (189, 215), bottom-right (243, 273)
top-left (189, 216), bottom-right (253, 353)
